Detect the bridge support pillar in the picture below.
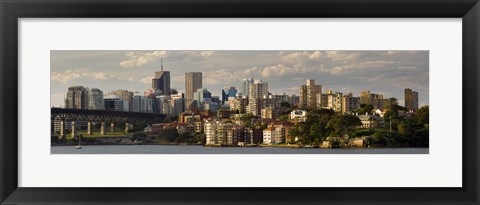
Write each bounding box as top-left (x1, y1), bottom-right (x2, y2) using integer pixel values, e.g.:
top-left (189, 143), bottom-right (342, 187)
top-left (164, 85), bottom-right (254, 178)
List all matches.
top-left (59, 120), bottom-right (66, 138)
top-left (71, 121), bottom-right (77, 139)
top-left (87, 121), bottom-right (93, 135)
top-left (110, 122), bottom-right (115, 133)
top-left (125, 122), bottom-right (130, 133)
top-left (100, 122), bottom-right (106, 135)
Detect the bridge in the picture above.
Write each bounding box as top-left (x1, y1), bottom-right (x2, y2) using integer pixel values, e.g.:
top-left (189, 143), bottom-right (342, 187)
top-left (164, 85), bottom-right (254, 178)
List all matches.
top-left (51, 108), bottom-right (166, 138)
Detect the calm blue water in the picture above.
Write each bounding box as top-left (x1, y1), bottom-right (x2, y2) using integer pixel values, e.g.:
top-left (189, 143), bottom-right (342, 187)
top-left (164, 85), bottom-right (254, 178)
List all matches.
top-left (51, 145), bottom-right (429, 154)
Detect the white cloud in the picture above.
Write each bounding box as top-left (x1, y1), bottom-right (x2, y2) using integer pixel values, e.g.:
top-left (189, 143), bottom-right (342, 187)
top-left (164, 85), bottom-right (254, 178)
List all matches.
top-left (51, 69), bottom-right (83, 83)
top-left (83, 72), bottom-right (112, 80)
top-left (51, 69), bottom-right (114, 83)
top-left (280, 51), bottom-right (314, 61)
top-left (189, 51), bottom-right (216, 57)
top-left (120, 51), bottom-right (168, 68)
top-left (140, 75), bottom-right (154, 84)
top-left (120, 51), bottom-right (218, 68)
top-left (260, 64), bottom-right (313, 77)
top-left (197, 66), bottom-right (259, 86)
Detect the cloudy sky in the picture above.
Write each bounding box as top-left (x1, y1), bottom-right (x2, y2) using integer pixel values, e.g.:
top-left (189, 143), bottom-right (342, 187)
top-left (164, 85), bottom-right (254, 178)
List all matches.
top-left (51, 50), bottom-right (429, 107)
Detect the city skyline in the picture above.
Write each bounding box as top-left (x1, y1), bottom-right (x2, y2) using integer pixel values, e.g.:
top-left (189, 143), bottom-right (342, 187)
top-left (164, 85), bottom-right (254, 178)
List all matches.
top-left (51, 50), bottom-right (429, 107)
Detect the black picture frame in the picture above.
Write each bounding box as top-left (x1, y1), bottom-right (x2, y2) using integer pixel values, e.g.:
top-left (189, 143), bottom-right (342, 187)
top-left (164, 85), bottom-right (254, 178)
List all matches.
top-left (1, 0), bottom-right (479, 204)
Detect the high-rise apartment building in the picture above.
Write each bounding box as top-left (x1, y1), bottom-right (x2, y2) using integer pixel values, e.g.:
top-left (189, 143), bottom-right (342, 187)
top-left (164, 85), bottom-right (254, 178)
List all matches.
top-left (342, 92), bottom-right (360, 114)
top-left (240, 78), bottom-right (254, 97)
top-left (65, 86), bottom-right (88, 109)
top-left (299, 79), bottom-right (322, 109)
top-left (246, 80), bottom-right (268, 116)
top-left (87, 88), bottom-right (104, 110)
top-left (248, 80), bottom-right (268, 99)
top-left (333, 92), bottom-right (343, 112)
top-left (360, 90), bottom-right (384, 108)
top-left (404, 88), bottom-right (419, 111)
top-left (359, 90), bottom-right (371, 105)
top-left (325, 92), bottom-right (343, 112)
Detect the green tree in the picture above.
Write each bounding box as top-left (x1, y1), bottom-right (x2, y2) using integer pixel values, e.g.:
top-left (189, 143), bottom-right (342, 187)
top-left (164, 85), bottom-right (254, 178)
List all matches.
top-left (326, 114), bottom-right (362, 133)
top-left (280, 102), bottom-right (291, 108)
top-left (289, 108), bottom-right (336, 145)
top-left (278, 114), bottom-right (289, 121)
top-left (357, 104), bottom-right (374, 115)
top-left (159, 127), bottom-right (179, 142)
top-left (397, 121), bottom-right (414, 137)
top-left (385, 97), bottom-right (398, 110)
top-left (414, 106), bottom-right (429, 126)
top-left (240, 113), bottom-right (257, 128)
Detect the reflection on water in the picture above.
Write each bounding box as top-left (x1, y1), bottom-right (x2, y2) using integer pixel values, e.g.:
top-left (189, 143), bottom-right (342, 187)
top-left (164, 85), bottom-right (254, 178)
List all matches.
top-left (51, 145), bottom-right (429, 154)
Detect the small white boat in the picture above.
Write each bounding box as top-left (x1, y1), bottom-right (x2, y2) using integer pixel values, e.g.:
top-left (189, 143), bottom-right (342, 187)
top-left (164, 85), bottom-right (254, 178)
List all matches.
top-left (74, 135), bottom-right (82, 149)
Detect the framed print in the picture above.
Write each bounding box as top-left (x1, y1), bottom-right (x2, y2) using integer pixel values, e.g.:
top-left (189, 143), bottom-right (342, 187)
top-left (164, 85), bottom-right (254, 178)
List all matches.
top-left (1, 0), bottom-right (479, 204)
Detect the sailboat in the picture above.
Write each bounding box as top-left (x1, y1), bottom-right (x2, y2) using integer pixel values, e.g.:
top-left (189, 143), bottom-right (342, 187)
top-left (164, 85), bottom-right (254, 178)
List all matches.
top-left (74, 135), bottom-right (82, 149)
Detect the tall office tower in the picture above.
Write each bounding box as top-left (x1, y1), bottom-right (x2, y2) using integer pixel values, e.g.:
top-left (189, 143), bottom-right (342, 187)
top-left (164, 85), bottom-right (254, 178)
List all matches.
top-left (170, 93), bottom-right (185, 115)
top-left (65, 86), bottom-right (88, 109)
top-left (404, 88), bottom-right (419, 111)
top-left (221, 89), bottom-right (226, 104)
top-left (342, 92), bottom-right (361, 114)
top-left (103, 95), bottom-right (126, 111)
top-left (132, 92), bottom-right (147, 112)
top-left (240, 78), bottom-right (254, 97)
top-left (185, 72), bottom-right (203, 101)
top-left (224, 86), bottom-right (237, 99)
top-left (105, 90), bottom-right (134, 111)
top-left (193, 88), bottom-right (212, 110)
top-left (151, 59), bottom-right (171, 95)
top-left (299, 79), bottom-right (322, 109)
top-left (87, 88), bottom-right (104, 110)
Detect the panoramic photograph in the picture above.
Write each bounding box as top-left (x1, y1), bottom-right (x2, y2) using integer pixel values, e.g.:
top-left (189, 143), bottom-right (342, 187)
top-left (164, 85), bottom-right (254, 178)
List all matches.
top-left (50, 50), bottom-right (429, 154)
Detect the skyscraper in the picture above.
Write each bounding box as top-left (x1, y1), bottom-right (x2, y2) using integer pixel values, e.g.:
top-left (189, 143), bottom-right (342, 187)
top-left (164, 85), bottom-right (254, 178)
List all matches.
top-left (404, 88), bottom-right (419, 111)
top-left (247, 80), bottom-right (269, 116)
top-left (103, 95), bottom-right (126, 111)
top-left (65, 86), bottom-right (88, 109)
top-left (222, 86), bottom-right (237, 103)
top-left (105, 89), bottom-right (133, 111)
top-left (151, 59), bottom-right (170, 95)
top-left (299, 79), bottom-right (322, 109)
top-left (193, 88), bottom-right (212, 108)
top-left (248, 80), bottom-right (268, 99)
top-left (240, 78), bottom-right (254, 97)
top-left (185, 72), bottom-right (203, 101)
top-left (87, 88), bottom-right (104, 110)
top-left (132, 92), bottom-right (147, 112)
